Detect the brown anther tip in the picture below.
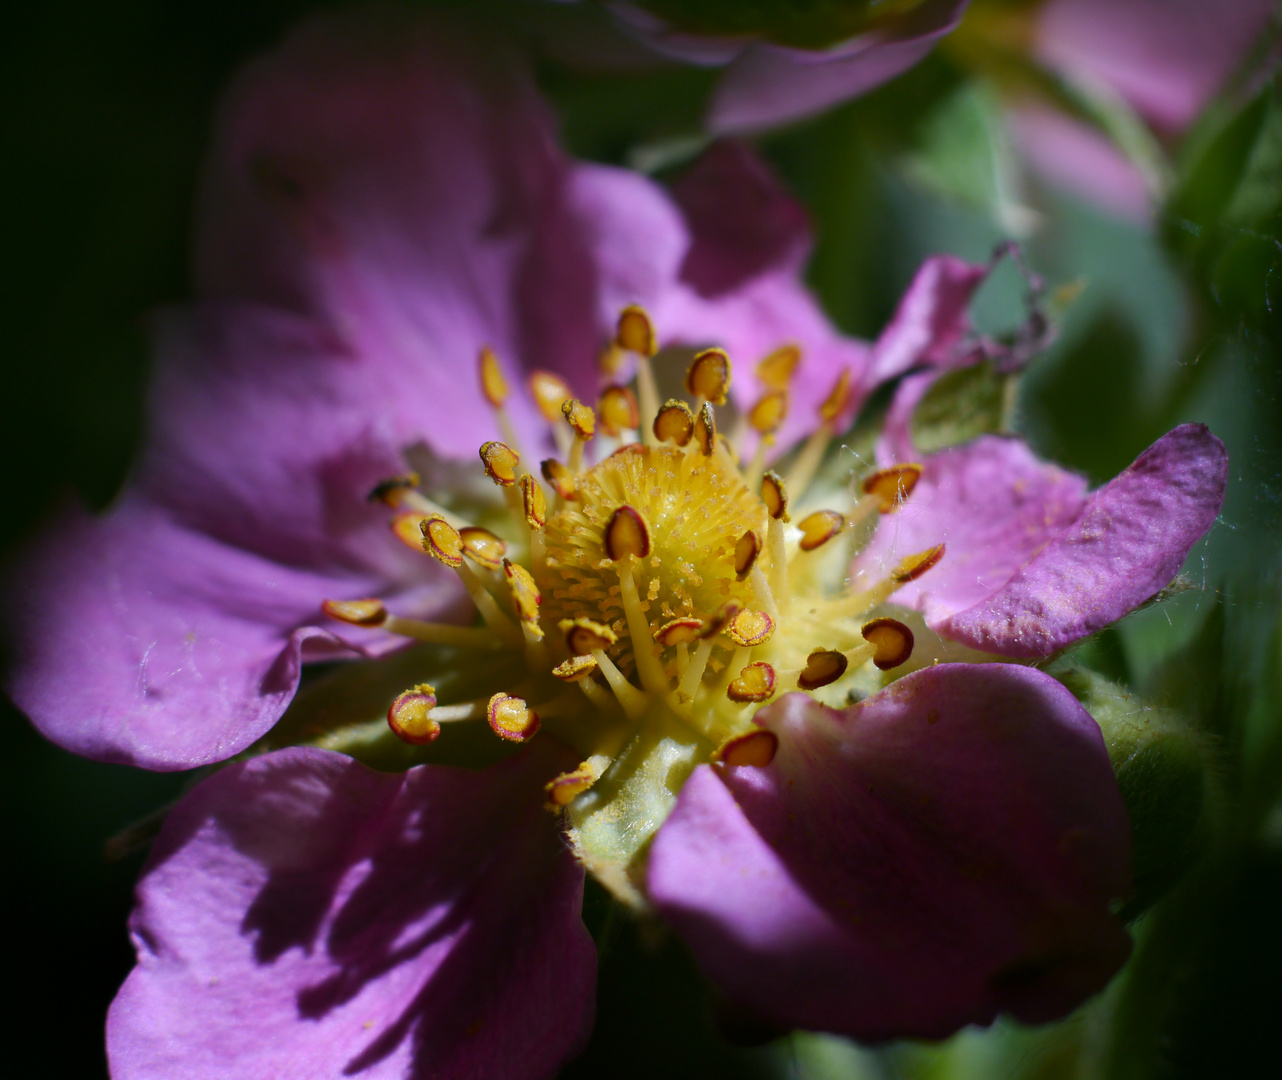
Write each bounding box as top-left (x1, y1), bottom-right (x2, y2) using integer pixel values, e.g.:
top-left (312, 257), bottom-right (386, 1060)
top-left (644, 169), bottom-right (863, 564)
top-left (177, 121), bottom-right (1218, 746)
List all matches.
top-left (604, 504), bottom-right (651, 561)
top-left (391, 512), bottom-right (431, 552)
top-left (685, 347), bottom-right (732, 405)
top-left (727, 662), bottom-right (777, 704)
top-left (387, 684), bottom-right (440, 745)
top-left (892, 543), bottom-right (945, 584)
top-left (797, 509), bottom-right (845, 552)
top-left (748, 390), bottom-right (789, 435)
top-left (760, 471), bottom-right (790, 522)
top-left (553, 655), bottom-right (599, 682)
top-left (597, 385), bottom-right (639, 436)
top-left (756, 344), bottom-right (801, 391)
top-left (503, 560), bottom-right (542, 627)
top-left (734, 530), bottom-right (762, 580)
top-left (560, 617), bottom-right (618, 655)
top-left (653, 399), bottom-right (695, 446)
top-left (701, 602), bottom-right (743, 639)
top-left (368, 473), bottom-right (421, 507)
top-left (322, 598), bottom-right (387, 627)
top-left (561, 398), bottom-right (596, 441)
top-left (714, 728), bottom-right (778, 768)
top-left (528, 370), bottom-right (573, 423)
top-left (546, 765), bottom-right (595, 807)
top-left (653, 617), bottom-right (704, 648)
top-left (520, 474), bottom-right (547, 529)
top-left (694, 401), bottom-right (717, 456)
top-left (459, 526), bottom-right (507, 570)
top-left (724, 609), bottom-right (775, 648)
top-left (616, 304), bottom-right (657, 357)
top-left (540, 458), bottom-right (578, 500)
top-left (862, 464), bottom-right (923, 514)
top-left (478, 346), bottom-right (508, 407)
top-left (818, 367), bottom-right (854, 423)
top-left (421, 516), bottom-right (464, 568)
top-left (479, 441), bottom-right (521, 486)
top-left (487, 693), bottom-right (540, 743)
top-left (861, 617), bottom-right (915, 670)
top-left (798, 648), bottom-right (849, 691)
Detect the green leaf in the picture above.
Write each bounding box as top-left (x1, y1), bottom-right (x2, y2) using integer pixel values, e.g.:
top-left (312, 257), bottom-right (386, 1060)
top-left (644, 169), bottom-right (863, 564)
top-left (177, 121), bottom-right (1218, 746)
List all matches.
top-left (909, 360), bottom-right (1013, 452)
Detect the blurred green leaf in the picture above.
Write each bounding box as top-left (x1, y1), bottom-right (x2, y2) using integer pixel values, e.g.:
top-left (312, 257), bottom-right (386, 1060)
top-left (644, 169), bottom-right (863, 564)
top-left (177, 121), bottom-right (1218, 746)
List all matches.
top-left (909, 360), bottom-right (1012, 452)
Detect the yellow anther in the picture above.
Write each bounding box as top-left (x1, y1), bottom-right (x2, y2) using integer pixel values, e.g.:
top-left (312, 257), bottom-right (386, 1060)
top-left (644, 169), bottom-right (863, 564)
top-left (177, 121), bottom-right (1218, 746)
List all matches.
top-left (368, 473), bottom-right (422, 508)
top-left (818, 367), bottom-right (854, 423)
top-left (694, 401), bottom-right (717, 456)
top-left (387, 684), bottom-right (440, 745)
top-left (734, 530), bottom-right (762, 580)
top-left (685, 347), bottom-right (731, 405)
top-left (797, 509), bottom-right (845, 552)
top-left (862, 464), bottom-right (924, 514)
top-left (798, 648), bottom-right (849, 690)
top-left (528, 371), bottom-right (573, 423)
top-left (702, 602), bottom-right (743, 639)
top-left (760, 470), bottom-right (790, 522)
top-left (562, 398), bottom-right (596, 441)
top-left (459, 526), bottom-right (507, 570)
top-left (479, 441), bottom-right (521, 486)
top-left (560, 617), bottom-right (618, 655)
top-left (503, 560), bottom-right (542, 629)
top-left (478, 346), bottom-right (508, 407)
top-left (653, 617), bottom-right (704, 648)
top-left (724, 609), bottom-right (775, 647)
top-left (546, 765), bottom-right (596, 807)
top-left (653, 399), bottom-right (695, 446)
top-left (321, 598), bottom-right (387, 627)
top-left (713, 728), bottom-right (778, 767)
top-left (756, 344), bottom-right (801, 391)
top-left (861, 617), bottom-right (915, 670)
top-left (726, 662), bottom-right (777, 704)
top-left (552, 655), bottom-right (599, 682)
top-left (892, 543), bottom-right (946, 584)
top-left (487, 693), bottom-right (540, 743)
top-left (391, 512), bottom-right (432, 552)
top-left (599, 342), bottom-right (626, 376)
top-left (541, 458), bottom-right (577, 500)
top-left (604, 504), bottom-right (652, 561)
top-left (747, 390), bottom-right (789, 435)
top-left (520, 474), bottom-right (547, 529)
top-left (420, 515), bottom-right (465, 568)
top-left (597, 384), bottom-right (640, 436)
top-left (616, 304), bottom-right (657, 357)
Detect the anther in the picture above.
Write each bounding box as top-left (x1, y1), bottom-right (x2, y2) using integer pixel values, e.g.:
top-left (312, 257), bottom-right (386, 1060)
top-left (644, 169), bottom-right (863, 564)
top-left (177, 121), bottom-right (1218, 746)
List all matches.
top-left (761, 471), bottom-right (791, 612)
top-left (324, 596), bottom-right (497, 650)
top-left (653, 399), bottom-right (695, 446)
top-left (702, 602), bottom-right (743, 639)
top-left (322, 598), bottom-right (386, 627)
top-left (756, 344), bottom-right (801, 391)
top-left (819, 367), bottom-right (854, 423)
top-left (478, 346), bottom-right (508, 406)
top-left (797, 509), bottom-right (845, 552)
top-left (541, 458), bottom-right (577, 500)
top-left (598, 385), bottom-right (640, 437)
top-left (862, 464), bottom-right (923, 514)
top-left (546, 765), bottom-right (596, 808)
top-left (487, 693), bottom-right (540, 742)
top-left (520, 474), bottom-right (547, 529)
top-left (734, 530), bottom-right (762, 580)
top-left (685, 347), bottom-right (731, 406)
top-left (798, 648), bottom-right (849, 690)
top-left (616, 305), bottom-right (657, 358)
top-left (387, 684), bottom-right (440, 745)
top-left (786, 366), bottom-right (855, 498)
top-left (528, 371), bottom-right (573, 423)
top-left (604, 505), bottom-right (652, 561)
top-left (504, 560), bottom-right (543, 635)
top-left (724, 609), bottom-right (775, 647)
top-left (562, 398), bottom-right (596, 441)
top-left (694, 402), bottom-right (717, 456)
top-left (421, 516), bottom-right (465, 568)
top-left (553, 654), bottom-right (599, 681)
top-left (727, 662), bottom-right (777, 704)
top-left (459, 526), bottom-right (507, 570)
top-left (761, 471), bottom-right (789, 521)
top-left (368, 473), bottom-right (421, 508)
top-left (713, 728), bottom-right (778, 767)
top-left (747, 390), bottom-right (788, 435)
top-left (861, 617), bottom-right (915, 670)
top-left (653, 617), bottom-right (704, 648)
top-left (560, 617), bottom-right (618, 656)
top-left (893, 543), bottom-right (946, 583)
top-left (422, 516), bottom-right (522, 645)
top-left (479, 441), bottom-right (521, 486)
top-left (391, 512), bottom-right (433, 552)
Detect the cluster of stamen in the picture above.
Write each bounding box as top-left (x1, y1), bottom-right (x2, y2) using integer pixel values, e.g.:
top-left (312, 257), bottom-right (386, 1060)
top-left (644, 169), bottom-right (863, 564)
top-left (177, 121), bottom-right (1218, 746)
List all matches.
top-left (324, 306), bottom-right (944, 809)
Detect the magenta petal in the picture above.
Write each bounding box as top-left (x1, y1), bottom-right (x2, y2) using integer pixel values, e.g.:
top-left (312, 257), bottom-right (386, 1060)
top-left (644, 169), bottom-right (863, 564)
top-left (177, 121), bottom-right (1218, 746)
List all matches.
top-left (1, 495), bottom-right (399, 770)
top-left (648, 665), bottom-right (1132, 1039)
top-left (108, 744), bottom-right (595, 1080)
top-left (940, 424), bottom-right (1228, 656)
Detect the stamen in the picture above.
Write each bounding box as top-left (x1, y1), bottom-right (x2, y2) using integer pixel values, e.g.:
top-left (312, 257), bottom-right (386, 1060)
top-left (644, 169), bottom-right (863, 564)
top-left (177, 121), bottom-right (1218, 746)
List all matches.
top-left (530, 370), bottom-right (574, 457)
top-left (546, 765), bottom-right (597, 808)
top-left (819, 543), bottom-right (946, 620)
top-left (862, 617), bottom-right (915, 670)
top-left (744, 390), bottom-right (789, 491)
top-left (421, 516), bottom-right (522, 646)
top-left (785, 366), bottom-right (854, 498)
top-left (479, 441), bottom-right (522, 486)
top-left (562, 399), bottom-right (596, 473)
top-left (459, 526), bottom-right (507, 570)
top-left (598, 385), bottom-right (639, 438)
top-left (616, 305), bottom-right (660, 446)
top-left (519, 474), bottom-right (548, 565)
top-left (713, 728), bottom-right (778, 767)
top-left (733, 530), bottom-right (762, 580)
top-left (862, 464), bottom-right (923, 514)
top-left (694, 402), bottom-right (717, 456)
top-left (560, 616), bottom-right (618, 656)
top-left (724, 609), bottom-right (775, 648)
top-left (321, 598), bottom-right (385, 626)
top-left (589, 648), bottom-right (650, 721)
top-left (761, 471), bottom-right (790, 521)
top-left (379, 485), bottom-right (467, 530)
top-left (675, 639), bottom-right (715, 702)
top-left (653, 399), bottom-right (695, 446)
top-left (727, 661), bottom-right (777, 704)
top-left (322, 597), bottom-right (499, 649)
top-left (685, 347), bottom-right (731, 406)
top-left (387, 684), bottom-right (440, 745)
top-left (893, 543), bottom-right (946, 583)
top-left (503, 559), bottom-right (544, 640)
top-left (541, 458), bottom-right (577, 501)
top-left (553, 654), bottom-right (599, 681)
top-left (797, 648), bottom-right (848, 690)
top-left (653, 617), bottom-right (704, 648)
top-left (796, 509), bottom-right (845, 552)
top-left (756, 344), bottom-right (800, 391)
top-left (605, 505), bottom-right (667, 695)
top-left (478, 347), bottom-right (524, 456)
top-left (487, 693), bottom-right (541, 742)
top-left (368, 473), bottom-right (421, 508)
top-left (603, 504), bottom-right (652, 561)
